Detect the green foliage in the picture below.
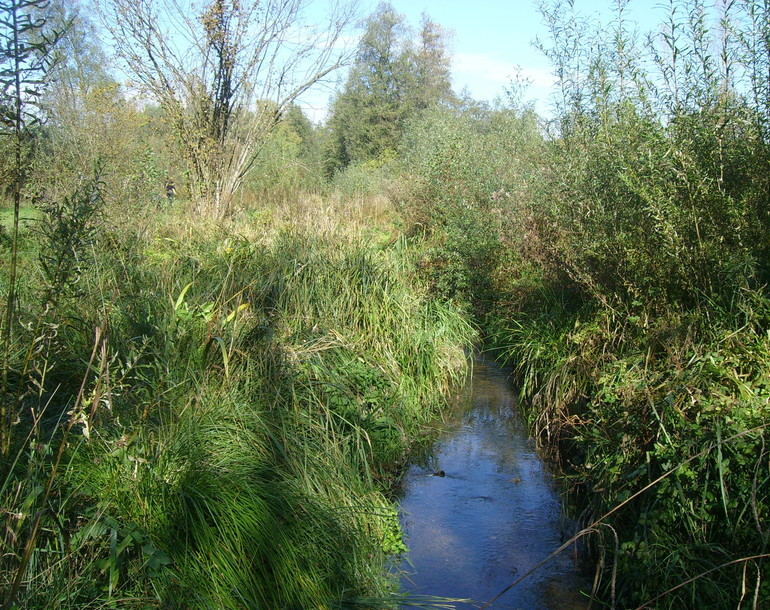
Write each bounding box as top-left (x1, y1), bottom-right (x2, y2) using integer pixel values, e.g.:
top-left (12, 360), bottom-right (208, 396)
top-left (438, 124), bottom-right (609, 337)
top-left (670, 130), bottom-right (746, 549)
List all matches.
top-left (397, 104), bottom-right (543, 316)
top-left (244, 105), bottom-right (326, 206)
top-left (33, 1), bottom-right (176, 213)
top-left (380, 505), bottom-right (409, 556)
top-left (329, 156), bottom-right (394, 208)
top-left (527, 0), bottom-right (770, 312)
top-left (489, 289), bottom-right (770, 607)
top-left (36, 80), bottom-right (177, 213)
top-left (36, 166), bottom-right (104, 306)
top-left (326, 2), bottom-right (455, 173)
top-left (1, 206), bottom-right (474, 607)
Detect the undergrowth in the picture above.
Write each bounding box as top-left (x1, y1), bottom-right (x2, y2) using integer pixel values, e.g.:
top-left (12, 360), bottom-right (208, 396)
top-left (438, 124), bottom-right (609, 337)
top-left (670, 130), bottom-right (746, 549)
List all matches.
top-left (0, 199), bottom-right (474, 607)
top-left (487, 288), bottom-right (770, 608)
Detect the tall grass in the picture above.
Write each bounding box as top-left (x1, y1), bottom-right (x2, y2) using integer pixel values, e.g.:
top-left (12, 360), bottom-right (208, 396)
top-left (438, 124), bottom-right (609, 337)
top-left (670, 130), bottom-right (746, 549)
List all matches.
top-left (0, 190), bottom-right (475, 607)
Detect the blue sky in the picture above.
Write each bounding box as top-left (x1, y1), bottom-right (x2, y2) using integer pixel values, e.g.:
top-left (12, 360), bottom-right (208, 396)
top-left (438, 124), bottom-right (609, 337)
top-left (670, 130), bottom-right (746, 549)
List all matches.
top-left (298, 0), bottom-right (674, 122)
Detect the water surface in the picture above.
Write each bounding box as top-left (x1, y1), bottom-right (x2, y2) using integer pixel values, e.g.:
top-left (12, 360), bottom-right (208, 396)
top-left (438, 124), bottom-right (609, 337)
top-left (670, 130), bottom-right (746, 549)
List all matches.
top-left (398, 357), bottom-right (588, 609)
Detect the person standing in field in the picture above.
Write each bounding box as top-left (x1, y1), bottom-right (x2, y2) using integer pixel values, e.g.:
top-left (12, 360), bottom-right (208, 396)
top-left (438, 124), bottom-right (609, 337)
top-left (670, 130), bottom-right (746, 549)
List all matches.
top-left (166, 178), bottom-right (176, 204)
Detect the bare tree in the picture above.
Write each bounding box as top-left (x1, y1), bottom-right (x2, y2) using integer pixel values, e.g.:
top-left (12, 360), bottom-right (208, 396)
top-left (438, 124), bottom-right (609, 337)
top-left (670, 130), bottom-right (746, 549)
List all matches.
top-left (101, 0), bottom-right (357, 218)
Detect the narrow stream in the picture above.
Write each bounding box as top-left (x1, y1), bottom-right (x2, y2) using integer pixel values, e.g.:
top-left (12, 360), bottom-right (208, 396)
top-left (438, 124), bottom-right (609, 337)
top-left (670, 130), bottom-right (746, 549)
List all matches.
top-left (398, 357), bottom-right (589, 609)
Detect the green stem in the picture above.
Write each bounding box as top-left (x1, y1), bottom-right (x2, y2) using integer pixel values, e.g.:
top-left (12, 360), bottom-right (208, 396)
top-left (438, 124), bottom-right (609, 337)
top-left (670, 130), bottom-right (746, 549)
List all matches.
top-left (1, 0), bottom-right (24, 463)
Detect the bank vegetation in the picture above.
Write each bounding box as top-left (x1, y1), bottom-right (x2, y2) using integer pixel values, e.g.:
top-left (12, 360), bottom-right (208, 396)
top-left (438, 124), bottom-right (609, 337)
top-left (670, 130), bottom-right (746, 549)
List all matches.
top-left (2, 0), bottom-right (770, 608)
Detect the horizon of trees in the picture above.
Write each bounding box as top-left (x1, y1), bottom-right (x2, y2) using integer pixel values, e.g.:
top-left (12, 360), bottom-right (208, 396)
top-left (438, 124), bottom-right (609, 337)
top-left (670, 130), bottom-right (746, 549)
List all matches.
top-left (13, 0), bottom-right (476, 215)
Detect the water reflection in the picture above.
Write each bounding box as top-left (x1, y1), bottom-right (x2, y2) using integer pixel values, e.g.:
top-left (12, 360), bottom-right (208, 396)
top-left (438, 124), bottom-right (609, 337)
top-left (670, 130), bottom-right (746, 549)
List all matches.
top-left (398, 358), bottom-right (589, 609)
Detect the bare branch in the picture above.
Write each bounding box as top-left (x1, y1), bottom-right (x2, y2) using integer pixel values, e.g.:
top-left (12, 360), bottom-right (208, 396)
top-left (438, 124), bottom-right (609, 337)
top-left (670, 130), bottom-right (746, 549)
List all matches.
top-left (98, 0), bottom-right (358, 217)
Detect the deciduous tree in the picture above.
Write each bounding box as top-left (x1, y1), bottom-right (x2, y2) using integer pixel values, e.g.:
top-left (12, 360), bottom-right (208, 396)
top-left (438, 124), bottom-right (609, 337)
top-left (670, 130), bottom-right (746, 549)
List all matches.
top-left (101, 0), bottom-right (357, 218)
top-left (36, 1), bottom-right (145, 202)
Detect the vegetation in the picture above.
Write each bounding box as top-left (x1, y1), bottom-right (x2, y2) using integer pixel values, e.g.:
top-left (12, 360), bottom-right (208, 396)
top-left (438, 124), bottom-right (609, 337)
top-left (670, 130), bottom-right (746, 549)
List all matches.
top-left (101, 0), bottom-right (357, 218)
top-left (0, 2), bottom-right (475, 607)
top-left (392, 1), bottom-right (770, 606)
top-left (1, 0), bottom-right (65, 461)
top-left (2, 0), bottom-right (770, 607)
top-left (325, 2), bottom-right (455, 173)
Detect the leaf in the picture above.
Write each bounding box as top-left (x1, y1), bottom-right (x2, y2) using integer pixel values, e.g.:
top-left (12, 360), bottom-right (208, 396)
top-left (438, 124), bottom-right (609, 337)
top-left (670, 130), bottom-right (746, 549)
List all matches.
top-left (174, 282), bottom-right (194, 311)
top-left (223, 302), bottom-right (249, 325)
top-left (81, 519), bottom-right (108, 540)
top-left (211, 335), bottom-right (230, 380)
top-left (147, 548), bottom-right (173, 571)
top-left (21, 484), bottom-right (44, 515)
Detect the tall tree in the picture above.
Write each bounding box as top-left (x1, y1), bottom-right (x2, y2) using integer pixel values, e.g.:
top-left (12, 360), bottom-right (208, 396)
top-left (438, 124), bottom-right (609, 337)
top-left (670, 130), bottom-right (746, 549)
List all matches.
top-left (101, 0), bottom-right (357, 218)
top-left (412, 13), bottom-right (455, 111)
top-left (327, 3), bottom-right (407, 169)
top-left (45, 0), bottom-right (113, 103)
top-left (326, 2), bottom-right (454, 172)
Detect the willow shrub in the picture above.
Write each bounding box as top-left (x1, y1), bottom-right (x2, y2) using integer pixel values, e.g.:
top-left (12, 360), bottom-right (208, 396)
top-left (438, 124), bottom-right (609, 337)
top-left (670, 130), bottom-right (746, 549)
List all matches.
top-left (535, 100), bottom-right (766, 312)
top-left (396, 104), bottom-right (543, 316)
top-left (1, 206), bottom-right (474, 607)
top-left (483, 1), bottom-right (770, 607)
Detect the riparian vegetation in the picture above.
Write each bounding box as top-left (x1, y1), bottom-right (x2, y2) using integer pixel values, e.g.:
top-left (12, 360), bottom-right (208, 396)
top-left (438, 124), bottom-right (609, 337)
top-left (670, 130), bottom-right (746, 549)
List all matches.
top-left (2, 0), bottom-right (769, 608)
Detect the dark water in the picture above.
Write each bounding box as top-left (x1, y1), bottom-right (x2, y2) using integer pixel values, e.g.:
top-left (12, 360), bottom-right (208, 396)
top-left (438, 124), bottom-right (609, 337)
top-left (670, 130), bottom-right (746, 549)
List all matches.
top-left (398, 358), bottom-right (589, 609)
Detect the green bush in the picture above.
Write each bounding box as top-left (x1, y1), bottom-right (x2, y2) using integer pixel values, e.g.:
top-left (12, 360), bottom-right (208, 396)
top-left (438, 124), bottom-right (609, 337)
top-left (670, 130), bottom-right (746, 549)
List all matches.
top-left (397, 105), bottom-right (542, 316)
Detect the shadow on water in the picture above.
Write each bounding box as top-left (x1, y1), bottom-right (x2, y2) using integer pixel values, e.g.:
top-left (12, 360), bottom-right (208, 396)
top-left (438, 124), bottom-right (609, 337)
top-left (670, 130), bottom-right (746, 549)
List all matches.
top-left (397, 356), bottom-right (590, 609)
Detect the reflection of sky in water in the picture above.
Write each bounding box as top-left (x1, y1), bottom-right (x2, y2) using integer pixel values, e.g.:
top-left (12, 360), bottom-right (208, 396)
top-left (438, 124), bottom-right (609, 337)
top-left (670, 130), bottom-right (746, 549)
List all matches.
top-left (398, 359), bottom-right (589, 609)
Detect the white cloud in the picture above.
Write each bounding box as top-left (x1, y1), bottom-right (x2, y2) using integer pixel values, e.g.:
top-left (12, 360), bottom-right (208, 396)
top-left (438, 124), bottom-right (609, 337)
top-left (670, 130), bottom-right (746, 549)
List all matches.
top-left (454, 53), bottom-right (518, 85)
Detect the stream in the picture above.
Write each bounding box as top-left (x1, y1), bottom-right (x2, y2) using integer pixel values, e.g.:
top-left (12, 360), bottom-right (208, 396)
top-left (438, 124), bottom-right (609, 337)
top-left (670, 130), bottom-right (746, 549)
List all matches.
top-left (397, 357), bottom-right (589, 609)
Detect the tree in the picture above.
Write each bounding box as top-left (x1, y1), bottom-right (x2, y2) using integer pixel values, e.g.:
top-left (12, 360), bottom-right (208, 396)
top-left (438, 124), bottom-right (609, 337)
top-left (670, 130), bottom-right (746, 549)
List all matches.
top-left (326, 2), bottom-right (454, 172)
top-left (45, 0), bottom-right (113, 103)
top-left (35, 1), bottom-right (139, 201)
top-left (412, 13), bottom-right (456, 111)
top-left (101, 0), bottom-right (357, 218)
top-left (327, 3), bottom-right (407, 169)
top-left (0, 0), bottom-right (63, 459)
